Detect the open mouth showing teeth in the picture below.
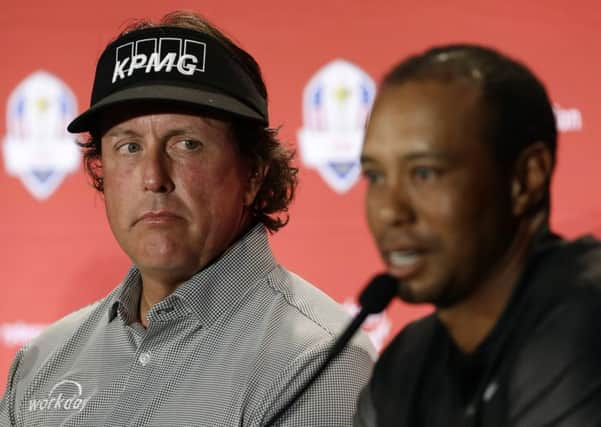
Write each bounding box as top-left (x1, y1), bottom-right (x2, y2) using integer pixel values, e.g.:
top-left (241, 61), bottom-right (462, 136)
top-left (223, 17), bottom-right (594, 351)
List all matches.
top-left (388, 251), bottom-right (420, 267)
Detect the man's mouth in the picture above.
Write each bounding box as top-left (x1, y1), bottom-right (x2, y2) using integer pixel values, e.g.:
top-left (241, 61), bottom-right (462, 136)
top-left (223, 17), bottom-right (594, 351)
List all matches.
top-left (135, 210), bottom-right (183, 226)
top-left (385, 249), bottom-right (425, 279)
top-left (388, 250), bottom-right (420, 266)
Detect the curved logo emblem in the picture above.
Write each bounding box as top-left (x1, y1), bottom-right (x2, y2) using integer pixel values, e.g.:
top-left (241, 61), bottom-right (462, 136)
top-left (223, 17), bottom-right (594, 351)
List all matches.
top-left (2, 70), bottom-right (79, 200)
top-left (28, 379), bottom-right (91, 412)
top-left (298, 59), bottom-right (375, 193)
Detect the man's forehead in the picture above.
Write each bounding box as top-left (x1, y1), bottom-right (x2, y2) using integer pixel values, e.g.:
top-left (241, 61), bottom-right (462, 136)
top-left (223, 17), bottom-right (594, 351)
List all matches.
top-left (362, 80), bottom-right (492, 160)
top-left (367, 80), bottom-right (488, 137)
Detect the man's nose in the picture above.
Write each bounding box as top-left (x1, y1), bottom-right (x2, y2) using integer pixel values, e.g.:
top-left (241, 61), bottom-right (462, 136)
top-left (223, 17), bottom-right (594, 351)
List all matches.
top-left (374, 181), bottom-right (415, 226)
top-left (142, 149), bottom-right (174, 193)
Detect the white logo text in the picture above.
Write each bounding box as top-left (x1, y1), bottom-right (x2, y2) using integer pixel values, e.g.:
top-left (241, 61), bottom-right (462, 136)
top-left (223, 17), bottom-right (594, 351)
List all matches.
top-left (28, 380), bottom-right (91, 413)
top-left (112, 37), bottom-right (206, 83)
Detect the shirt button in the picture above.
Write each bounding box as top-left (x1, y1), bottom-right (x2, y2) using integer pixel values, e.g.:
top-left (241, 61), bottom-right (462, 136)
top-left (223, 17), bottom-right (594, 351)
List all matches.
top-left (139, 352), bottom-right (151, 366)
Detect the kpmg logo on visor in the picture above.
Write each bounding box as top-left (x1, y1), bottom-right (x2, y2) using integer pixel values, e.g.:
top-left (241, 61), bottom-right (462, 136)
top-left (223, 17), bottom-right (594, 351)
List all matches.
top-left (2, 71), bottom-right (79, 200)
top-left (298, 60), bottom-right (375, 193)
top-left (112, 37), bottom-right (207, 83)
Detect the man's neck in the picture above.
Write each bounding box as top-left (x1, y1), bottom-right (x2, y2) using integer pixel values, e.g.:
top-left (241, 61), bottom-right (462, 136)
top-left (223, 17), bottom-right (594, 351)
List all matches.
top-left (437, 213), bottom-right (547, 354)
top-left (133, 221), bottom-right (256, 327)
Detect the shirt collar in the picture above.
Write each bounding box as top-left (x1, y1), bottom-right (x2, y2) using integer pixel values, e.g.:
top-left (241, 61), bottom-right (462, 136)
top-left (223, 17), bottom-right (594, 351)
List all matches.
top-left (108, 267), bottom-right (142, 323)
top-left (108, 224), bottom-right (277, 327)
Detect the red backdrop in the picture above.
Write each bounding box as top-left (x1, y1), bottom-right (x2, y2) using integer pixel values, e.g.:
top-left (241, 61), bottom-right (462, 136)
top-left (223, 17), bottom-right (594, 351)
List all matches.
top-left (1, 0), bottom-right (600, 387)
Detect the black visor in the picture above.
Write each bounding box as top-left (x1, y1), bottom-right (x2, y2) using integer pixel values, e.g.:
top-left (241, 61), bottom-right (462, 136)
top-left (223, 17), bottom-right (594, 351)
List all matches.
top-left (67, 26), bottom-right (268, 133)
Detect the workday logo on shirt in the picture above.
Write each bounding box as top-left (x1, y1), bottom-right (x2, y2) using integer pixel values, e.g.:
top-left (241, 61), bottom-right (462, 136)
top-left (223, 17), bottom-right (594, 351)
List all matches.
top-left (28, 380), bottom-right (91, 413)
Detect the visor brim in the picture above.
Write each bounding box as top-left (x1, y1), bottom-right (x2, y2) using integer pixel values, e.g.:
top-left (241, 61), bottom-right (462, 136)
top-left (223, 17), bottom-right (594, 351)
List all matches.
top-left (67, 84), bottom-right (267, 133)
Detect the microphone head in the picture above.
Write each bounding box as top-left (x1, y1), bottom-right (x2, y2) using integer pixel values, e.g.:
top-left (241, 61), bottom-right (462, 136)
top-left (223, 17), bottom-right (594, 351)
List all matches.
top-left (359, 273), bottom-right (398, 314)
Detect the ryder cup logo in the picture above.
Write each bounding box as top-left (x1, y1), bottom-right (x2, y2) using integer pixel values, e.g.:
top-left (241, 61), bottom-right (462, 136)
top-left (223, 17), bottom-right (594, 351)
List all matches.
top-left (2, 71), bottom-right (79, 200)
top-left (298, 60), bottom-right (375, 193)
top-left (28, 380), bottom-right (91, 413)
top-left (112, 37), bottom-right (206, 83)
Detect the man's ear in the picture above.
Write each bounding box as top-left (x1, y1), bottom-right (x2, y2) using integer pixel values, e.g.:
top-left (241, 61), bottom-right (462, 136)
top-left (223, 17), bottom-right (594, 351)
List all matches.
top-left (87, 154), bottom-right (104, 192)
top-left (511, 142), bottom-right (553, 216)
top-left (243, 164), bottom-right (269, 207)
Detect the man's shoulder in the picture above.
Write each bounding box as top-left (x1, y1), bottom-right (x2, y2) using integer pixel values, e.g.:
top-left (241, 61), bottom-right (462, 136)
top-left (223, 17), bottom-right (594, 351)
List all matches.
top-left (539, 234), bottom-right (601, 290)
top-left (263, 267), bottom-right (376, 356)
top-left (514, 287), bottom-right (601, 373)
top-left (518, 234), bottom-right (601, 329)
top-left (233, 268), bottom-right (377, 425)
top-left (18, 295), bottom-right (113, 373)
top-left (566, 235), bottom-right (601, 288)
top-left (28, 302), bottom-right (101, 349)
top-left (506, 254), bottom-right (601, 424)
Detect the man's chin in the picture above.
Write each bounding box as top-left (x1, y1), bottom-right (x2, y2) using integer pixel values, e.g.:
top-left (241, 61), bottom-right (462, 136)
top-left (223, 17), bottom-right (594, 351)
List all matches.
top-left (132, 254), bottom-right (198, 279)
top-left (396, 281), bottom-right (427, 304)
top-left (396, 279), bottom-right (444, 306)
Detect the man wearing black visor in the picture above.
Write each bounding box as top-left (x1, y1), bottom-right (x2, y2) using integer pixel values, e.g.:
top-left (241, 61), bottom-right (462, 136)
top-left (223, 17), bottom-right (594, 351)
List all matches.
top-left (1, 11), bottom-right (374, 426)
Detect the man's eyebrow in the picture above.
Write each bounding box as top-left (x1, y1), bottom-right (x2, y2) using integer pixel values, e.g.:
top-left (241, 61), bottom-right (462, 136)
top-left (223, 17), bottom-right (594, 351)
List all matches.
top-left (161, 127), bottom-right (204, 140)
top-left (103, 128), bottom-right (141, 139)
top-left (103, 126), bottom-right (204, 140)
top-left (360, 151), bottom-right (450, 164)
top-left (402, 151), bottom-right (450, 161)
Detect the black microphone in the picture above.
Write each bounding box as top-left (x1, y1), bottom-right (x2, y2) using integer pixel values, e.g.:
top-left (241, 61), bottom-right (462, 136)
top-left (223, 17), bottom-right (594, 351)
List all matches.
top-left (264, 273), bottom-right (397, 426)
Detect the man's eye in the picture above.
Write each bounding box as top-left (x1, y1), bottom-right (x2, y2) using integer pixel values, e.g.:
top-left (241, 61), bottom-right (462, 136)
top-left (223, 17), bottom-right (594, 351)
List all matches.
top-left (177, 139), bottom-right (201, 150)
top-left (117, 142), bottom-right (141, 154)
top-left (411, 166), bottom-right (441, 182)
top-left (362, 169), bottom-right (384, 184)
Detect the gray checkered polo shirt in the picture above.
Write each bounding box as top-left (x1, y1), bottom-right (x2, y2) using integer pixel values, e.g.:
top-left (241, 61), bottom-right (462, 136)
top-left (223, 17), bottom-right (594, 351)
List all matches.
top-left (0, 225), bottom-right (376, 426)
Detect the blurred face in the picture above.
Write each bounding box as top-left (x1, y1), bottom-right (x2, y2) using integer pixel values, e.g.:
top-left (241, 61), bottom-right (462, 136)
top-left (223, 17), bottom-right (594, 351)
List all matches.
top-left (100, 110), bottom-right (258, 284)
top-left (362, 81), bottom-right (516, 307)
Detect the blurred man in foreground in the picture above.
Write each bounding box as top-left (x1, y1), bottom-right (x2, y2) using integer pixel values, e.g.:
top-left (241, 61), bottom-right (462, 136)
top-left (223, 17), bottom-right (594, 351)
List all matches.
top-left (0, 11), bottom-right (374, 426)
top-left (355, 44), bottom-right (601, 426)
